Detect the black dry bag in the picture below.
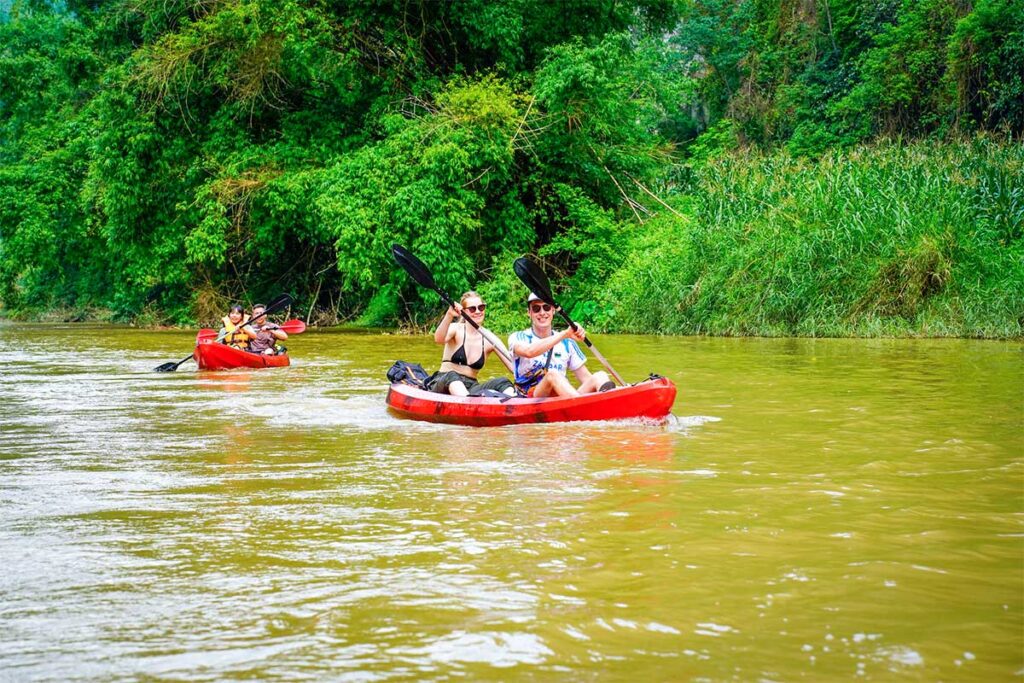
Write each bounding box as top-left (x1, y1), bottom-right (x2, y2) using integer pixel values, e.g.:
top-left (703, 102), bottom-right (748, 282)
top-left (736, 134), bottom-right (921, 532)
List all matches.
top-left (386, 360), bottom-right (430, 388)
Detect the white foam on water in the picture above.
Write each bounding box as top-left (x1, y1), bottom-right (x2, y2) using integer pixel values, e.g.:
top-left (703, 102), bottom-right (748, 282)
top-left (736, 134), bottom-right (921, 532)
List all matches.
top-left (232, 390), bottom-right (449, 433)
top-left (408, 631), bottom-right (554, 667)
top-left (677, 469), bottom-right (718, 478)
top-left (664, 415), bottom-right (722, 432)
top-left (882, 646), bottom-right (925, 667)
top-left (561, 625), bottom-right (590, 641)
top-left (695, 622), bottom-right (738, 637)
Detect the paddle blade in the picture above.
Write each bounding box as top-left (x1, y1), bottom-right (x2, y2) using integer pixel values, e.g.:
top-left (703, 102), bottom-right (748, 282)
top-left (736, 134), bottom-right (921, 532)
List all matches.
top-left (392, 243), bottom-right (438, 291)
top-left (513, 257), bottom-right (556, 306)
top-left (263, 292), bottom-right (293, 315)
top-left (196, 319), bottom-right (303, 343)
top-left (280, 319), bottom-right (306, 334)
top-left (154, 354), bottom-right (192, 372)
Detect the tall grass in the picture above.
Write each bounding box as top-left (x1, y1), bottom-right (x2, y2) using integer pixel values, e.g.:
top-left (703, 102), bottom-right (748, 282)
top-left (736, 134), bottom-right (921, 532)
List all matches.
top-left (586, 138), bottom-right (1022, 338)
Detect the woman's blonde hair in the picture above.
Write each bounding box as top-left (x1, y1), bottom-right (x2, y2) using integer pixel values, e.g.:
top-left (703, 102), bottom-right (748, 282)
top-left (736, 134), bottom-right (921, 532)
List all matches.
top-left (460, 290), bottom-right (482, 307)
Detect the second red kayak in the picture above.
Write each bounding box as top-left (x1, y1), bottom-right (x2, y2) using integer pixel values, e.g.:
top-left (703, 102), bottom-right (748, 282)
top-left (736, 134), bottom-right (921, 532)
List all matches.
top-left (194, 338), bottom-right (290, 370)
top-left (386, 376), bottom-right (676, 427)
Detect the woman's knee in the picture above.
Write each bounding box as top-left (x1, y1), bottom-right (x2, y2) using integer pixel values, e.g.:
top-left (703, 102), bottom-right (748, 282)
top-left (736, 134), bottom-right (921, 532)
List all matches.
top-left (479, 377), bottom-right (514, 394)
top-left (428, 370), bottom-right (471, 394)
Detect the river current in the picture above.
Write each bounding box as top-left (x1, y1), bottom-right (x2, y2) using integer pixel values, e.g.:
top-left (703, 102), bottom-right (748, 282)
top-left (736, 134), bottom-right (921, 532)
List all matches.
top-left (0, 323), bottom-right (1020, 680)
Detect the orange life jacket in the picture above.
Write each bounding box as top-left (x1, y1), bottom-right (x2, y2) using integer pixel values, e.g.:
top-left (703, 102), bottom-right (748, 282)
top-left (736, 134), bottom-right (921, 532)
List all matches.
top-left (221, 315), bottom-right (251, 348)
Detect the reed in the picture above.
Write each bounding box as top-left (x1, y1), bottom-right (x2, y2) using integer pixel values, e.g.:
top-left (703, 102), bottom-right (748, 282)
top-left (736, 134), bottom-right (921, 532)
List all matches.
top-left (589, 138), bottom-right (1023, 338)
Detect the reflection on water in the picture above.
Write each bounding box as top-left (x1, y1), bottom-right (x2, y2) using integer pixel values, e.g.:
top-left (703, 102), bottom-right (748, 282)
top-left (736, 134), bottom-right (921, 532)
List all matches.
top-left (0, 323), bottom-right (1021, 681)
top-left (196, 370), bottom-right (255, 393)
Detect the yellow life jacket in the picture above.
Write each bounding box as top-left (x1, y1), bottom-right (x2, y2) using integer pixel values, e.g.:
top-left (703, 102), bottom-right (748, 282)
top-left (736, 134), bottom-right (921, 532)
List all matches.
top-left (221, 315), bottom-right (251, 349)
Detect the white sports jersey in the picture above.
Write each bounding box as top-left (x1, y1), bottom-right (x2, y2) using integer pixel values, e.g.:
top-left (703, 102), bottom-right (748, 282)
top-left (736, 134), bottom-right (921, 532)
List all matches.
top-left (508, 328), bottom-right (586, 389)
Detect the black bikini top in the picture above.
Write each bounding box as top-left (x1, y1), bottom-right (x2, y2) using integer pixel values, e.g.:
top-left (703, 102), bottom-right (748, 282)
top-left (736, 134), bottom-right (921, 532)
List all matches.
top-left (444, 323), bottom-right (485, 370)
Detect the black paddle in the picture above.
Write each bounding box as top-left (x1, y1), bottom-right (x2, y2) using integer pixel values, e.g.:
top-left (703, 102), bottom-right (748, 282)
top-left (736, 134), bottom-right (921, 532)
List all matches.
top-left (154, 293), bottom-right (293, 372)
top-left (513, 257), bottom-right (627, 387)
top-left (391, 244), bottom-right (514, 365)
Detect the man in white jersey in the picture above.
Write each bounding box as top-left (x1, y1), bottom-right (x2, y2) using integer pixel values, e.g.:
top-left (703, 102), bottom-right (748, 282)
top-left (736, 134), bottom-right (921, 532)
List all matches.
top-left (507, 293), bottom-right (614, 398)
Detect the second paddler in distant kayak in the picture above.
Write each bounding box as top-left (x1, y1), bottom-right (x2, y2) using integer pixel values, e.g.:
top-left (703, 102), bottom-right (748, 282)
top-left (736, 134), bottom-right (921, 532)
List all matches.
top-left (247, 302), bottom-right (288, 355)
top-left (427, 290), bottom-right (517, 397)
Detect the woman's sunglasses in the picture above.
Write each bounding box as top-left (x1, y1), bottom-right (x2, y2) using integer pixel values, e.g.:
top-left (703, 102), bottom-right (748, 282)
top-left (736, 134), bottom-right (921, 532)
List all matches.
top-left (463, 304), bottom-right (486, 314)
top-left (529, 303), bottom-right (553, 313)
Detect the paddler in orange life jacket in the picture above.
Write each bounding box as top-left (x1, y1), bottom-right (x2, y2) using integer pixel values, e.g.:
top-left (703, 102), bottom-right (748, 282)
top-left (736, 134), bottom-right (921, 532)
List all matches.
top-left (507, 292), bottom-right (615, 398)
top-left (218, 304), bottom-right (257, 349)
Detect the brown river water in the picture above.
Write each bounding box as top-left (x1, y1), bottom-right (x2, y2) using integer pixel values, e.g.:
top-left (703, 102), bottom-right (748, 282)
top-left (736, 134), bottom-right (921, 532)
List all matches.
top-left (0, 323), bottom-right (1021, 681)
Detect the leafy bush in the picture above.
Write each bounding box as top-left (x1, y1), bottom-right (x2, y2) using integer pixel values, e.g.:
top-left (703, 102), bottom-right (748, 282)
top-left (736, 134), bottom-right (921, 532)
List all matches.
top-left (588, 138), bottom-right (1023, 338)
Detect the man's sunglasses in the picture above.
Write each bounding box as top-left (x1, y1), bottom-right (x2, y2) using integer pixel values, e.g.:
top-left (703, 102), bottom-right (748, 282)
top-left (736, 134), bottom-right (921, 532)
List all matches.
top-left (529, 303), bottom-right (553, 313)
top-left (463, 304), bottom-right (486, 314)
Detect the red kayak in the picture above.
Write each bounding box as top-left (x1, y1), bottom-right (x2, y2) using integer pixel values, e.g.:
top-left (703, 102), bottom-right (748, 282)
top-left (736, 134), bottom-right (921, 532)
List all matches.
top-left (386, 376), bottom-right (676, 427)
top-left (193, 337), bottom-right (290, 370)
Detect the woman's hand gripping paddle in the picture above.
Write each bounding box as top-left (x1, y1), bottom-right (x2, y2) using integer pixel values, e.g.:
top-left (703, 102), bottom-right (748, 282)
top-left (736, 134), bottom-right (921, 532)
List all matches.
top-left (154, 293), bottom-right (293, 372)
top-left (391, 244), bottom-right (514, 366)
top-left (513, 257), bottom-right (627, 387)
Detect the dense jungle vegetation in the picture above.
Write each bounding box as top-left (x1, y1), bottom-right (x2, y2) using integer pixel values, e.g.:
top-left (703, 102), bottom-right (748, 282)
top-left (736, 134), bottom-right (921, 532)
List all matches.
top-left (1, 0), bottom-right (1022, 337)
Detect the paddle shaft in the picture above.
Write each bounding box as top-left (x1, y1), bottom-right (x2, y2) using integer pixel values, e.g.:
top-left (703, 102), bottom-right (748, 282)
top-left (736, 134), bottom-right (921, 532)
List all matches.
top-left (197, 319), bottom-right (305, 340)
top-left (551, 308), bottom-right (628, 387)
top-left (513, 257), bottom-right (627, 386)
top-left (208, 306), bottom-right (278, 344)
top-left (161, 308), bottom-right (274, 369)
top-left (391, 244), bottom-right (515, 366)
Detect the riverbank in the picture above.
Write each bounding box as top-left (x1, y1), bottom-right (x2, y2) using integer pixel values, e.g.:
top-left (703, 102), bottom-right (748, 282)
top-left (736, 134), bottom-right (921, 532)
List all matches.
top-left (479, 138), bottom-right (1022, 340)
top-left (3, 141), bottom-right (1021, 339)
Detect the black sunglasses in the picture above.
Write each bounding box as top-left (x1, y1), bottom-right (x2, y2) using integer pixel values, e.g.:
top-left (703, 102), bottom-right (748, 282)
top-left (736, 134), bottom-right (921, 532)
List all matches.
top-left (463, 304), bottom-right (486, 314)
top-left (529, 303), bottom-right (553, 313)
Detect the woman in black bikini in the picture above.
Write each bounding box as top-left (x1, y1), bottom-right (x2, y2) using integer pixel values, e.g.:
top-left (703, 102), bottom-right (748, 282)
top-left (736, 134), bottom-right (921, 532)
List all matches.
top-left (427, 291), bottom-right (517, 396)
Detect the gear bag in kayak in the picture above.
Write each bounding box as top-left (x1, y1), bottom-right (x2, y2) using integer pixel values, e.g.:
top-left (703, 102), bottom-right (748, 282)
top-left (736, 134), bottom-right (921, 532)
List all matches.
top-left (386, 360), bottom-right (430, 388)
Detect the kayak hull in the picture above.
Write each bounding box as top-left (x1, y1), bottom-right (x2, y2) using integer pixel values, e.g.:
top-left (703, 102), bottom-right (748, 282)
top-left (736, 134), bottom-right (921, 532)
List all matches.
top-left (194, 340), bottom-right (290, 370)
top-left (386, 376), bottom-right (676, 427)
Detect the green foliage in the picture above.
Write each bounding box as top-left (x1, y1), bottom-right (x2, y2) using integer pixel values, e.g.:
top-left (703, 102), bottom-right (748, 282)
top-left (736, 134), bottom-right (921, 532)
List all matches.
top-left (673, 0), bottom-right (1024, 153)
top-left (315, 75), bottom-right (526, 323)
top-left (835, 0), bottom-right (959, 137)
top-left (0, 6), bottom-right (109, 316)
top-left (536, 184), bottom-right (625, 327)
top-left (531, 34), bottom-right (676, 196)
top-left (588, 139), bottom-right (1023, 338)
top-left (947, 0), bottom-right (1024, 131)
top-left (1, 0), bottom-right (682, 324)
top-left (671, 0), bottom-right (754, 117)
top-left (0, 0), bottom-right (1021, 340)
